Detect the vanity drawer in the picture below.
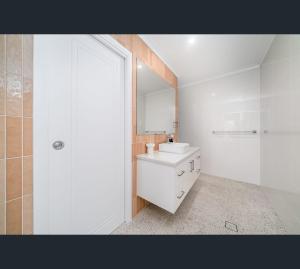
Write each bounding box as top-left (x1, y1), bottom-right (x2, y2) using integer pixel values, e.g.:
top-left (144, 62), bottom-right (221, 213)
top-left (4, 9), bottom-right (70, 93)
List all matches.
top-left (137, 147), bottom-right (201, 214)
top-left (176, 160), bottom-right (188, 176)
top-left (176, 170), bottom-right (188, 195)
top-left (175, 159), bottom-right (193, 205)
top-left (193, 151), bottom-right (201, 175)
top-left (175, 160), bottom-right (189, 186)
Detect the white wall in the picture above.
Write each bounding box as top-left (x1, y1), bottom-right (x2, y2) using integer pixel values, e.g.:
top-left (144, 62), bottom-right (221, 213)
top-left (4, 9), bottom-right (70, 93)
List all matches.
top-left (260, 35), bottom-right (300, 233)
top-left (179, 68), bottom-right (260, 185)
top-left (261, 35), bottom-right (300, 194)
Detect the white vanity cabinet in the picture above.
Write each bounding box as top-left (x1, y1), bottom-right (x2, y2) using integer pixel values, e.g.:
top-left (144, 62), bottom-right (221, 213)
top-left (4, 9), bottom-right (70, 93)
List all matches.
top-left (137, 147), bottom-right (201, 214)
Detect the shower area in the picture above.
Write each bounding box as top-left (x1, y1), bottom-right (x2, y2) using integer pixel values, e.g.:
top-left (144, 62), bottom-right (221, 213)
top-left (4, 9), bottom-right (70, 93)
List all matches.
top-left (260, 35), bottom-right (300, 233)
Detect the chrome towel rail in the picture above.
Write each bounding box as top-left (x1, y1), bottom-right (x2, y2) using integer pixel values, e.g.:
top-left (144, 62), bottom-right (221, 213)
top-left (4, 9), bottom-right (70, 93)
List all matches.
top-left (212, 130), bottom-right (257, 134)
top-left (145, 130), bottom-right (166, 134)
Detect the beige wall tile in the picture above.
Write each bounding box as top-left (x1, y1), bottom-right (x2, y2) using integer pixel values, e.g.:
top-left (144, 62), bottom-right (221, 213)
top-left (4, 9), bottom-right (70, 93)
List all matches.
top-left (23, 195), bottom-right (33, 234)
top-left (6, 116), bottom-right (22, 158)
top-left (0, 36), bottom-right (5, 116)
top-left (0, 116), bottom-right (4, 159)
top-left (23, 78), bottom-right (32, 117)
top-left (111, 35), bottom-right (132, 51)
top-left (132, 36), bottom-right (150, 64)
top-left (151, 52), bottom-right (165, 77)
top-left (113, 35), bottom-right (178, 216)
top-left (23, 156), bottom-right (32, 195)
top-left (6, 157), bottom-right (22, 201)
top-left (6, 73), bottom-right (22, 116)
top-left (0, 202), bottom-right (5, 234)
top-left (0, 159), bottom-right (4, 204)
top-left (6, 35), bottom-right (22, 75)
top-left (23, 35), bottom-right (33, 79)
top-left (0, 35), bottom-right (5, 75)
top-left (0, 74), bottom-right (4, 116)
top-left (6, 197), bottom-right (22, 234)
top-left (4, 34), bottom-right (33, 235)
top-left (23, 117), bottom-right (32, 156)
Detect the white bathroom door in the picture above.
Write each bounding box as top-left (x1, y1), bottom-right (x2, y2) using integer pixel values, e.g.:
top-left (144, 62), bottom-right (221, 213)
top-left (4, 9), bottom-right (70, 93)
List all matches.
top-left (34, 35), bottom-right (125, 234)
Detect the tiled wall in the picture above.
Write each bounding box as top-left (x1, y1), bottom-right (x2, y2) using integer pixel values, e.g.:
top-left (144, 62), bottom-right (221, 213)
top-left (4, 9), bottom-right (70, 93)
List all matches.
top-left (179, 67), bottom-right (261, 185)
top-left (112, 35), bottom-right (178, 216)
top-left (0, 35), bottom-right (33, 235)
top-left (261, 35), bottom-right (300, 194)
top-left (260, 35), bottom-right (300, 233)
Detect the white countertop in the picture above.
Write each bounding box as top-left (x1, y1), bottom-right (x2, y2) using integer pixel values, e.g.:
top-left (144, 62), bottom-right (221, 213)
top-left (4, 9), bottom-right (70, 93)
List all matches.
top-left (136, 147), bottom-right (200, 167)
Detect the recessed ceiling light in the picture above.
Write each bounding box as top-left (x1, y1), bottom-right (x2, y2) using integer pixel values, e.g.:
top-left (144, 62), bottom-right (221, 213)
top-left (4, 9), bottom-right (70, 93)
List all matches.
top-left (137, 64), bottom-right (143, 69)
top-left (187, 36), bottom-right (196, 45)
top-left (211, 92), bottom-right (216, 97)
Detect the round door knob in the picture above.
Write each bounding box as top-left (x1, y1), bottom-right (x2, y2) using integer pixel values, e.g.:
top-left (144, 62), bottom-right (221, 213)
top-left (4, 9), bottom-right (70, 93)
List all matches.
top-left (52, 141), bottom-right (65, 150)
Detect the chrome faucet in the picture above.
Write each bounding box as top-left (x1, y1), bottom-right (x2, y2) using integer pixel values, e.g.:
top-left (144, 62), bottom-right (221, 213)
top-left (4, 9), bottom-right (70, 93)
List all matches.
top-left (167, 134), bottom-right (174, 143)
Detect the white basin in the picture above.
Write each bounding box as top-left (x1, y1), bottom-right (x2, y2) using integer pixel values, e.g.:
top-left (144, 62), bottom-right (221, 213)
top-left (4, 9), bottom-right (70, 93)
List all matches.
top-left (159, 143), bottom-right (190, 154)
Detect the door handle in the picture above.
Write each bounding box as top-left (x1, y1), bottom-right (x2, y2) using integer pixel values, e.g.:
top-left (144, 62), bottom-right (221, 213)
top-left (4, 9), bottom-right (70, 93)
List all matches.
top-left (177, 170), bottom-right (185, 176)
top-left (52, 141), bottom-right (65, 150)
top-left (177, 191), bottom-right (185, 199)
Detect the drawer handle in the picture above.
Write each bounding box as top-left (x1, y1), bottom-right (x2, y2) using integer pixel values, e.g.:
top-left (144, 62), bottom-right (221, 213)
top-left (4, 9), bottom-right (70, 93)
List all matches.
top-left (196, 155), bottom-right (200, 159)
top-left (196, 169), bottom-right (201, 173)
top-left (189, 160), bottom-right (194, 172)
top-left (177, 191), bottom-right (185, 199)
top-left (177, 170), bottom-right (185, 176)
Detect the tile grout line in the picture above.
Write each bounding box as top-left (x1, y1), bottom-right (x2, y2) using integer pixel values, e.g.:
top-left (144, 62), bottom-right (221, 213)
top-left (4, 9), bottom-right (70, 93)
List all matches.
top-left (6, 196), bottom-right (23, 204)
top-left (5, 115), bottom-right (24, 118)
top-left (6, 156), bottom-right (23, 160)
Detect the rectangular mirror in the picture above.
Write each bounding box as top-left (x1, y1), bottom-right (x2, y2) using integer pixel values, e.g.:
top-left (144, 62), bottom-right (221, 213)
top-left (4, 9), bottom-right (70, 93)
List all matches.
top-left (136, 59), bottom-right (176, 135)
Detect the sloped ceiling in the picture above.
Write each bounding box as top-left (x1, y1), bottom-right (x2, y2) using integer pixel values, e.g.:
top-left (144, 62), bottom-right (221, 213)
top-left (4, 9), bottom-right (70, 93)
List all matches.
top-left (140, 34), bottom-right (275, 86)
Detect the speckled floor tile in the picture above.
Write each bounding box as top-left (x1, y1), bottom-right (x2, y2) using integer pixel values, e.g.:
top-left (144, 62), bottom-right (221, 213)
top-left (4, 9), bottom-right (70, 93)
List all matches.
top-left (113, 174), bottom-right (287, 235)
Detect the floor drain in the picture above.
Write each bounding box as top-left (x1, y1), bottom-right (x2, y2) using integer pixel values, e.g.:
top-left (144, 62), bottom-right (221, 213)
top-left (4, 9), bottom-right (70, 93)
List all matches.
top-left (225, 221), bottom-right (238, 232)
